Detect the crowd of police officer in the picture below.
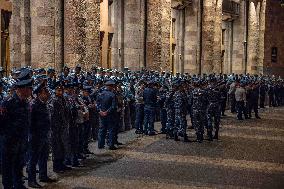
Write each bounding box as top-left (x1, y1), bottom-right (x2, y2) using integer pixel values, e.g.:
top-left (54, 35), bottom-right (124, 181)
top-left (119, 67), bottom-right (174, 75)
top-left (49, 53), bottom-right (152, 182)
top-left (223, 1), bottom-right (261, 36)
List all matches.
top-left (0, 65), bottom-right (284, 189)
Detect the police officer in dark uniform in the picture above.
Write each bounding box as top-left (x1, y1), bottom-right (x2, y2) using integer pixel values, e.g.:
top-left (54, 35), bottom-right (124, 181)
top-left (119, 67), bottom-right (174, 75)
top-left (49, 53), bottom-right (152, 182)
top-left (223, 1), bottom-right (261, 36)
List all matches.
top-left (96, 80), bottom-right (117, 150)
top-left (173, 81), bottom-right (189, 142)
top-left (158, 84), bottom-right (168, 134)
top-left (143, 80), bottom-right (158, 136)
top-left (165, 82), bottom-right (177, 139)
top-left (113, 82), bottom-right (124, 145)
top-left (247, 82), bottom-right (261, 119)
top-left (47, 68), bottom-right (56, 90)
top-left (191, 80), bottom-right (208, 143)
top-left (81, 85), bottom-right (95, 154)
top-left (1, 78), bottom-right (32, 189)
top-left (219, 83), bottom-right (228, 116)
top-left (259, 80), bottom-right (267, 108)
top-left (64, 82), bottom-right (81, 167)
top-left (59, 66), bottom-right (70, 82)
top-left (206, 78), bottom-right (222, 140)
top-left (28, 83), bottom-right (56, 188)
top-left (49, 81), bottom-right (71, 173)
top-left (0, 81), bottom-right (5, 174)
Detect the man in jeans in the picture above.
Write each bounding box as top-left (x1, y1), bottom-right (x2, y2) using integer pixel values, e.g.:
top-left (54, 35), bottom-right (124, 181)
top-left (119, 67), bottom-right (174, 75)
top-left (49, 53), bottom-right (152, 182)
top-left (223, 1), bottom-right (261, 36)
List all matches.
top-left (235, 82), bottom-right (247, 120)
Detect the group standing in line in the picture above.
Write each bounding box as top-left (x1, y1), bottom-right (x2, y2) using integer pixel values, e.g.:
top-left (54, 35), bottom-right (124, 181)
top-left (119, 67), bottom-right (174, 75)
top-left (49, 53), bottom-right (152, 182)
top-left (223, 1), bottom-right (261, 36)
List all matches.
top-left (0, 65), bottom-right (283, 189)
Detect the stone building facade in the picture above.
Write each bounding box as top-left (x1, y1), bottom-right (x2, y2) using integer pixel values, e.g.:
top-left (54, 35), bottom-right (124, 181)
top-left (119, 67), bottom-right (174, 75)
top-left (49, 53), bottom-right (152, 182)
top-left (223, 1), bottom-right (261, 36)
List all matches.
top-left (1, 0), bottom-right (284, 76)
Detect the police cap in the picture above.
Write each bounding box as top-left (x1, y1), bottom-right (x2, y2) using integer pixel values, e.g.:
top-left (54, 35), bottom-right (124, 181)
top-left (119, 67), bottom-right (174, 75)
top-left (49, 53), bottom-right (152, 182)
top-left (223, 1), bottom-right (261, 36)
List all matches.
top-left (15, 79), bottom-right (33, 88)
top-left (105, 80), bottom-right (116, 86)
top-left (17, 68), bottom-right (32, 81)
top-left (33, 83), bottom-right (47, 94)
top-left (47, 68), bottom-right (55, 74)
top-left (54, 81), bottom-right (64, 89)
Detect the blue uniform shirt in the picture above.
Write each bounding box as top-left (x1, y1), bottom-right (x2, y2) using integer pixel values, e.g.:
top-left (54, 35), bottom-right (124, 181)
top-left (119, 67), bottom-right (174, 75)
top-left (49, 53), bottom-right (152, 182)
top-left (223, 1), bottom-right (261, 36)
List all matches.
top-left (96, 88), bottom-right (117, 115)
top-left (1, 93), bottom-right (30, 138)
top-left (143, 87), bottom-right (157, 107)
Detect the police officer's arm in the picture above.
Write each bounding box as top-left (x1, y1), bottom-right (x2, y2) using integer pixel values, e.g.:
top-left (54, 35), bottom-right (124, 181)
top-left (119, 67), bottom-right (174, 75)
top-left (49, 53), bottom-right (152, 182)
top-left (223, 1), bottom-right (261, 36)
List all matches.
top-left (106, 94), bottom-right (117, 115)
top-left (30, 101), bottom-right (38, 133)
top-left (0, 100), bottom-right (8, 133)
top-left (96, 94), bottom-right (104, 115)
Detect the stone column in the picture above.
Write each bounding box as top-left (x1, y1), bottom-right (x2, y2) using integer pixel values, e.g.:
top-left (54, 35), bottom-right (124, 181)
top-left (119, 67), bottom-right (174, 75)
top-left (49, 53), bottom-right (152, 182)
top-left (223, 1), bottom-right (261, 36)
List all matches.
top-left (184, 0), bottom-right (199, 74)
top-left (247, 1), bottom-right (259, 74)
top-left (212, 0), bottom-right (222, 73)
top-left (124, 0), bottom-right (145, 71)
top-left (30, 0), bottom-right (55, 69)
top-left (20, 0), bottom-right (31, 67)
top-left (64, 0), bottom-right (87, 69)
top-left (112, 0), bottom-right (124, 70)
top-left (231, 0), bottom-right (245, 74)
top-left (160, 0), bottom-right (171, 71)
top-left (10, 0), bottom-right (22, 68)
top-left (258, 0), bottom-right (266, 74)
top-left (202, 0), bottom-right (215, 74)
top-left (85, 0), bottom-right (100, 70)
top-left (146, 0), bottom-right (161, 71)
top-left (146, 0), bottom-right (171, 71)
top-left (54, 0), bottom-right (64, 72)
top-left (202, 0), bottom-right (222, 74)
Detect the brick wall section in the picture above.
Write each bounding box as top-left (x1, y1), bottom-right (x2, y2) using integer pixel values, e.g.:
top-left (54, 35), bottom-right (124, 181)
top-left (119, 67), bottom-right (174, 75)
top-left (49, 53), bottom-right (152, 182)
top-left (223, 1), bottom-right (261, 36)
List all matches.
top-left (263, 0), bottom-right (284, 77)
top-left (64, 0), bottom-right (87, 69)
top-left (160, 0), bottom-right (171, 71)
top-left (85, 0), bottom-right (100, 70)
top-left (202, 0), bottom-right (222, 74)
top-left (9, 0), bottom-right (21, 68)
top-left (146, 0), bottom-right (171, 71)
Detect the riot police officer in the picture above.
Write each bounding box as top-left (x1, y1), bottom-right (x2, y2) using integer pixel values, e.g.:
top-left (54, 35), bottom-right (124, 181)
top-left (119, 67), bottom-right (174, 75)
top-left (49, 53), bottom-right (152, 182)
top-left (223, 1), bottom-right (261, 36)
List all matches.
top-left (191, 80), bottom-right (208, 143)
top-left (206, 79), bottom-right (222, 140)
top-left (173, 81), bottom-right (189, 142)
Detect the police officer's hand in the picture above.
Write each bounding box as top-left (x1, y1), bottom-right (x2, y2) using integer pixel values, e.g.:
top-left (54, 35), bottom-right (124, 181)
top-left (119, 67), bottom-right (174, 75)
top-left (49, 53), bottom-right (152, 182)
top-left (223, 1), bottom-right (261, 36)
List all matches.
top-left (99, 111), bottom-right (107, 117)
top-left (0, 107), bottom-right (6, 115)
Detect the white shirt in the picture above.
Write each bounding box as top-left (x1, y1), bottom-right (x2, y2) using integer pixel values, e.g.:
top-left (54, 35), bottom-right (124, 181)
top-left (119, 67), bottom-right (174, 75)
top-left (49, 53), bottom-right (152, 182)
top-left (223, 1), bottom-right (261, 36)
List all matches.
top-left (235, 87), bottom-right (246, 102)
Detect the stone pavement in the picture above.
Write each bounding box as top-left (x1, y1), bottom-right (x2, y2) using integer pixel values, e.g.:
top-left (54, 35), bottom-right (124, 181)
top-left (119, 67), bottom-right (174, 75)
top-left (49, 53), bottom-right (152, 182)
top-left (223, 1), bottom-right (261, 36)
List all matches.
top-left (4, 107), bottom-right (284, 189)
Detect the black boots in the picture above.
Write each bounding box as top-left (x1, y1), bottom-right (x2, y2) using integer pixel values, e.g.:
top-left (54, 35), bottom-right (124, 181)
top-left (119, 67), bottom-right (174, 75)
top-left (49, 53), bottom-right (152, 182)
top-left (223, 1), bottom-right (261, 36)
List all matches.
top-left (28, 181), bottom-right (42, 188)
top-left (207, 131), bottom-right (213, 141)
top-left (174, 132), bottom-right (180, 141)
top-left (255, 114), bottom-right (261, 119)
top-left (183, 135), bottom-right (190, 142)
top-left (213, 130), bottom-right (219, 140)
top-left (197, 134), bottom-right (203, 143)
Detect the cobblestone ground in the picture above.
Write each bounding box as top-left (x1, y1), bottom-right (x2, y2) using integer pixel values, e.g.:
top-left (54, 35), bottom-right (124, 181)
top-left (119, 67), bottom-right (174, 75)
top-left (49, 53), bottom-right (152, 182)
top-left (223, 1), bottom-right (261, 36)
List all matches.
top-left (8, 107), bottom-right (284, 189)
